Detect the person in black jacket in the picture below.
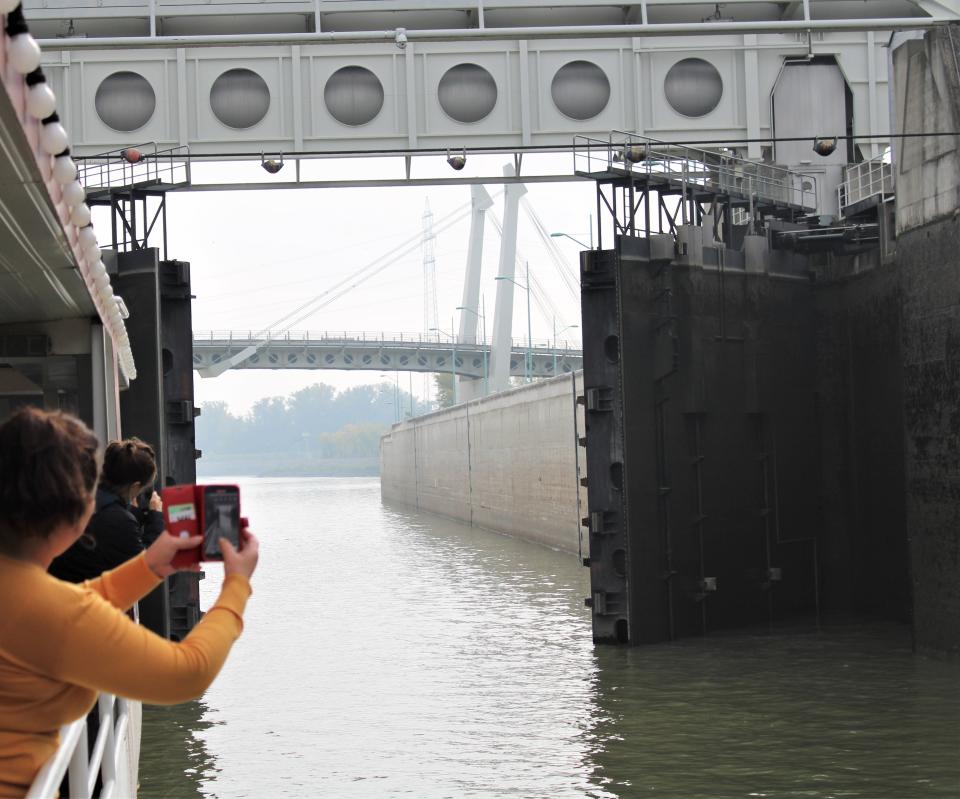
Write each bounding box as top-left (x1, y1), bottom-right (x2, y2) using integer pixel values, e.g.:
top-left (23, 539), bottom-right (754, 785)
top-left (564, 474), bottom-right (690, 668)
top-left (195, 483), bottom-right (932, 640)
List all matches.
top-left (50, 437), bottom-right (164, 583)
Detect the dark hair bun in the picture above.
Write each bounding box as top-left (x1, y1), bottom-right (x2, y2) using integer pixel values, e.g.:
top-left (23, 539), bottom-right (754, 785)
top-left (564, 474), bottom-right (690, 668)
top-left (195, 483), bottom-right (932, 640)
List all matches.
top-left (101, 437), bottom-right (157, 493)
top-left (0, 407), bottom-right (99, 549)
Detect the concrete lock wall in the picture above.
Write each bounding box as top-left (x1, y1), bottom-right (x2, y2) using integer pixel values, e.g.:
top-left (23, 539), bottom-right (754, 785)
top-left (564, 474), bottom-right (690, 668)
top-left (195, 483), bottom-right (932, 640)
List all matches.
top-left (892, 26), bottom-right (960, 656)
top-left (380, 373), bottom-right (585, 554)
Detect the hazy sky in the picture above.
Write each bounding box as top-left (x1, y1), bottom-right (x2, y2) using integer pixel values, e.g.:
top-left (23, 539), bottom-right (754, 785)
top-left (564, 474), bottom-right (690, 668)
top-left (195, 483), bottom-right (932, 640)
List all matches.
top-left (151, 153), bottom-right (593, 414)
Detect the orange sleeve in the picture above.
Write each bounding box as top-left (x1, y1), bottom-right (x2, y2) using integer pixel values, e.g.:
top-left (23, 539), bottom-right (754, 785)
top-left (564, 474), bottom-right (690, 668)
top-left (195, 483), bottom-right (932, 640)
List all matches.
top-left (47, 575), bottom-right (252, 705)
top-left (83, 553), bottom-right (163, 611)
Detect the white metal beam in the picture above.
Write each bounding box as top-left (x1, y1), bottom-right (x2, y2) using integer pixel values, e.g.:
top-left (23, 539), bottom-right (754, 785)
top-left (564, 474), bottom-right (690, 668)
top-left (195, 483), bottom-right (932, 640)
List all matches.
top-left (489, 164), bottom-right (526, 394)
top-left (35, 17), bottom-right (959, 50)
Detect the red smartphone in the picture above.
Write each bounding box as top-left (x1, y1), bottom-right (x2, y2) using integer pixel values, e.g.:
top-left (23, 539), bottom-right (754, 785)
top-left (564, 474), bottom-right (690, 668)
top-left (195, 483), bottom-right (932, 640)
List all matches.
top-left (163, 484), bottom-right (244, 567)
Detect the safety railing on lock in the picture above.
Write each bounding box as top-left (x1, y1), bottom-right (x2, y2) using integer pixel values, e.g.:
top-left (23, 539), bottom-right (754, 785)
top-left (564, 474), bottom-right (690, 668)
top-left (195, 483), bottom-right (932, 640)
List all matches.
top-left (26, 693), bottom-right (131, 799)
top-left (75, 143), bottom-right (191, 192)
top-left (838, 154), bottom-right (893, 214)
top-left (574, 132), bottom-right (819, 212)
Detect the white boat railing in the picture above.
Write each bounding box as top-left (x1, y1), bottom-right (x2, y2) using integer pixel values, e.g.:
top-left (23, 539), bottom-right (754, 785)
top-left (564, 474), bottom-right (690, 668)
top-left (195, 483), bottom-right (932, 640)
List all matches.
top-left (26, 693), bottom-right (132, 799)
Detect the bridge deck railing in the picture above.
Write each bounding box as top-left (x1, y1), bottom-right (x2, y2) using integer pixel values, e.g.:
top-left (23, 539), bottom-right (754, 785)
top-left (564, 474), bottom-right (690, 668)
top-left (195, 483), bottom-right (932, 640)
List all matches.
top-left (193, 330), bottom-right (582, 353)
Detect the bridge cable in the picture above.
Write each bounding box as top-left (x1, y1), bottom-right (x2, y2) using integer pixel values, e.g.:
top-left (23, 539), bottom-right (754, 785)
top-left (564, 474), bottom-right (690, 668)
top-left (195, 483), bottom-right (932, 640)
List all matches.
top-left (487, 212), bottom-right (573, 335)
top-left (257, 196), bottom-right (495, 338)
top-left (519, 196), bottom-right (582, 301)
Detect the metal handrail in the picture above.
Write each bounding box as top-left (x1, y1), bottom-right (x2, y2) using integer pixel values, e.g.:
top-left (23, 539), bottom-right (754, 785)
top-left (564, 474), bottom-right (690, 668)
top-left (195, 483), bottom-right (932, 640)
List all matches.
top-left (26, 694), bottom-right (131, 799)
top-left (193, 330), bottom-right (582, 352)
top-left (838, 154), bottom-right (893, 213)
top-left (574, 132), bottom-right (819, 211)
top-left (76, 143), bottom-right (191, 192)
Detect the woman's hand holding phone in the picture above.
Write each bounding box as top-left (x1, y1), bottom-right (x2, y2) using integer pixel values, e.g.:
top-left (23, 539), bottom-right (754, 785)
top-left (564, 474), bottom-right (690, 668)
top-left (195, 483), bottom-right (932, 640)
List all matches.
top-left (145, 531), bottom-right (204, 577)
top-left (221, 528), bottom-right (259, 581)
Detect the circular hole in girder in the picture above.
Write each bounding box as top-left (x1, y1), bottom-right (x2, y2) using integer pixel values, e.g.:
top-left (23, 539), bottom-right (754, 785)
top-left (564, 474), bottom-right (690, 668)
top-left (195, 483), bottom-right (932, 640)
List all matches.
top-left (95, 71), bottom-right (156, 132)
top-left (324, 66), bottom-right (384, 126)
top-left (210, 68), bottom-right (270, 129)
top-left (551, 60), bottom-right (610, 120)
top-left (665, 58), bottom-right (723, 118)
top-left (438, 63), bottom-right (497, 123)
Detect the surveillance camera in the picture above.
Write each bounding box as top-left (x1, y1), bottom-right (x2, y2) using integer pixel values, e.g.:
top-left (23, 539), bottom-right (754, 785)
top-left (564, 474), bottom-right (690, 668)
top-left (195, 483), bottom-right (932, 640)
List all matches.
top-left (261, 152), bottom-right (284, 174)
top-left (120, 148), bottom-right (144, 164)
top-left (812, 137), bottom-right (838, 157)
top-left (446, 148), bottom-right (466, 171)
top-left (395, 28), bottom-right (408, 49)
top-left (623, 144), bottom-right (648, 164)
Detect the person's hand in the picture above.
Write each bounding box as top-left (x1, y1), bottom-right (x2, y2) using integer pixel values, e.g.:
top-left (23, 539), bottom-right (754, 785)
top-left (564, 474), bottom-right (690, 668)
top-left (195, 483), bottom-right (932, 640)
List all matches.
top-left (144, 531), bottom-right (203, 578)
top-left (221, 528), bottom-right (259, 582)
top-left (148, 491), bottom-right (163, 512)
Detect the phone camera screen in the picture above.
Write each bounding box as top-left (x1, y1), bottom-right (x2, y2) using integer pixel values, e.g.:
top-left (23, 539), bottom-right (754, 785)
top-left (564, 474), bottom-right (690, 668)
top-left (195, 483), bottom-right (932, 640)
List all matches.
top-left (203, 487), bottom-right (240, 559)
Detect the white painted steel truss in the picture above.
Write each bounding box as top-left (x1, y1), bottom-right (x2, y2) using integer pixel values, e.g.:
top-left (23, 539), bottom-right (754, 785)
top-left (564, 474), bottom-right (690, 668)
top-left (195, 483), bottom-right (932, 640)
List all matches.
top-left (192, 330), bottom-right (583, 378)
top-left (25, 1), bottom-right (958, 160)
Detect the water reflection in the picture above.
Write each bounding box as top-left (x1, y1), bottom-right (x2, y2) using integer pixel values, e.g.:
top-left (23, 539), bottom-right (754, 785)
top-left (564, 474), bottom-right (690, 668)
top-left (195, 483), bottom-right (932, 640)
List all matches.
top-left (138, 478), bottom-right (959, 799)
top-left (588, 625), bottom-right (960, 798)
top-left (139, 700), bottom-right (216, 798)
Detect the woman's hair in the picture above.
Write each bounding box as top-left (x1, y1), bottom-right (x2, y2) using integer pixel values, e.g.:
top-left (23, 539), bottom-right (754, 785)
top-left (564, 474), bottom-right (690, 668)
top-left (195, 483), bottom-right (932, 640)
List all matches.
top-left (0, 407), bottom-right (100, 552)
top-left (99, 438), bottom-right (157, 495)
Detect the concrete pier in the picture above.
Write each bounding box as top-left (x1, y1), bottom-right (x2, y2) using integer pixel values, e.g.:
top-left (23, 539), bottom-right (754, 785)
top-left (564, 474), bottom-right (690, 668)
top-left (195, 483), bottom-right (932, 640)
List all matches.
top-left (380, 373), bottom-right (585, 554)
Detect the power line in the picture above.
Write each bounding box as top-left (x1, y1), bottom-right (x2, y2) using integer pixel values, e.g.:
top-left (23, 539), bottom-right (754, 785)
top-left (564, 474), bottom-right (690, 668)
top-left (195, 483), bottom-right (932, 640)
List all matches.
top-left (108, 131), bottom-right (960, 163)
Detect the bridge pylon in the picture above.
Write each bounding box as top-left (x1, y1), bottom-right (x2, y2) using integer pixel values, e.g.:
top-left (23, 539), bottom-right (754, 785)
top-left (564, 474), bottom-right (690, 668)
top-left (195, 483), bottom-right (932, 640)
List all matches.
top-left (489, 165), bottom-right (527, 393)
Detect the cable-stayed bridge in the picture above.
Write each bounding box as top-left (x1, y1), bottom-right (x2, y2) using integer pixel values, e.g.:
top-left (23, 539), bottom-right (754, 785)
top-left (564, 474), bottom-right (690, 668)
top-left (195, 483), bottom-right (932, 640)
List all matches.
top-left (192, 330), bottom-right (582, 379)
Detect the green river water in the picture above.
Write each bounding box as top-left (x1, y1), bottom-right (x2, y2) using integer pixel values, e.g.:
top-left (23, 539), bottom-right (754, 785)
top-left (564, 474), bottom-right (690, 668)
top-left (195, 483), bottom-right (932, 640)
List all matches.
top-left (138, 477), bottom-right (960, 799)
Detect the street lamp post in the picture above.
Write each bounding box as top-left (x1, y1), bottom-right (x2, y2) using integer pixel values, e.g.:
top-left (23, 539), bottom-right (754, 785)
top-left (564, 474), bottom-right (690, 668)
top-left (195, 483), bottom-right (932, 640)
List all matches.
top-left (553, 319), bottom-right (579, 375)
top-left (494, 265), bottom-right (533, 383)
top-left (379, 372), bottom-right (400, 422)
top-left (550, 215), bottom-right (594, 250)
top-left (456, 297), bottom-right (488, 397)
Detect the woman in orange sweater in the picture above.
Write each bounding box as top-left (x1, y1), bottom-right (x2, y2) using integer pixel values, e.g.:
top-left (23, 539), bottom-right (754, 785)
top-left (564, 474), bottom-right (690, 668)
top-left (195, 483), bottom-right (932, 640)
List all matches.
top-left (0, 407), bottom-right (260, 798)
